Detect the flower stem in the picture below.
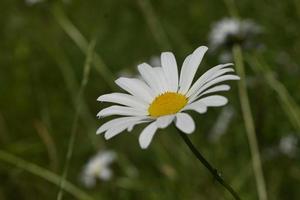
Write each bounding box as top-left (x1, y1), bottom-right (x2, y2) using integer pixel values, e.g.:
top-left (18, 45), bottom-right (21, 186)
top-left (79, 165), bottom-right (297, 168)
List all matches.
top-left (177, 130), bottom-right (241, 200)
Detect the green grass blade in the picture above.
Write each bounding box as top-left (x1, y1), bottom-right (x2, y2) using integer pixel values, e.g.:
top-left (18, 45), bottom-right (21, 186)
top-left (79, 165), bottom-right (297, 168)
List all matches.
top-left (0, 150), bottom-right (94, 200)
top-left (247, 55), bottom-right (300, 131)
top-left (40, 40), bottom-right (98, 148)
top-left (51, 5), bottom-right (116, 89)
top-left (233, 45), bottom-right (268, 200)
top-left (136, 0), bottom-right (171, 50)
top-left (57, 40), bottom-right (96, 200)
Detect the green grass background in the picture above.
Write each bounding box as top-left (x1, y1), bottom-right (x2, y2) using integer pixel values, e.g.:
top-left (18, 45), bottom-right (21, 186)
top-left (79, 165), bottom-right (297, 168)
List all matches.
top-left (0, 0), bottom-right (300, 199)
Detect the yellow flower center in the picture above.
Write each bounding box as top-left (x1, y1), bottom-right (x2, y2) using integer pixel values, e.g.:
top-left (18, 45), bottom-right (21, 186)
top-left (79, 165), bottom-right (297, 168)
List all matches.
top-left (148, 92), bottom-right (188, 117)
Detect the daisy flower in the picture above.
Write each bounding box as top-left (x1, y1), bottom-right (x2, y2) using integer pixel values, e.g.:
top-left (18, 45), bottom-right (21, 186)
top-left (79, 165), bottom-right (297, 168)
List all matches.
top-left (97, 45), bottom-right (240, 149)
top-left (209, 18), bottom-right (240, 50)
top-left (209, 18), bottom-right (262, 50)
top-left (81, 150), bottom-right (116, 188)
top-left (209, 18), bottom-right (263, 62)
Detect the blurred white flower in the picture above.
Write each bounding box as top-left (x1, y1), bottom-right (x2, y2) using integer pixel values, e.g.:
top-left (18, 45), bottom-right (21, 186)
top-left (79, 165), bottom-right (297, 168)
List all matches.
top-left (97, 45), bottom-right (239, 149)
top-left (209, 18), bottom-right (240, 50)
top-left (208, 106), bottom-right (235, 142)
top-left (279, 134), bottom-right (298, 157)
top-left (209, 18), bottom-right (263, 61)
top-left (81, 150), bottom-right (116, 188)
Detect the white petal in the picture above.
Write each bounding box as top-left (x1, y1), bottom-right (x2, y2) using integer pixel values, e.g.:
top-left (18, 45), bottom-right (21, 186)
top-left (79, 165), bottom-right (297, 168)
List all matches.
top-left (189, 74), bottom-right (240, 102)
top-left (175, 113), bottom-right (195, 134)
top-left (183, 102), bottom-right (208, 114)
top-left (161, 52), bottom-right (178, 91)
top-left (154, 67), bottom-right (169, 93)
top-left (138, 122), bottom-right (158, 149)
top-left (115, 77), bottom-right (155, 103)
top-left (156, 115), bottom-right (174, 128)
top-left (96, 116), bottom-right (146, 134)
top-left (205, 68), bottom-right (235, 83)
top-left (97, 105), bottom-right (147, 118)
top-left (192, 95), bottom-right (228, 107)
top-left (104, 124), bottom-right (128, 139)
top-left (127, 120), bottom-right (149, 132)
top-left (138, 63), bottom-right (162, 95)
top-left (98, 93), bottom-right (147, 110)
top-left (179, 46), bottom-right (208, 94)
top-left (197, 84), bottom-right (231, 98)
top-left (104, 120), bottom-right (140, 139)
top-left (186, 63), bottom-right (233, 98)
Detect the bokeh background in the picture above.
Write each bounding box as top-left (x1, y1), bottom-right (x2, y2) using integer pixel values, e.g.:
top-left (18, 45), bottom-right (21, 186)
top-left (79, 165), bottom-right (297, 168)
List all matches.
top-left (0, 0), bottom-right (300, 199)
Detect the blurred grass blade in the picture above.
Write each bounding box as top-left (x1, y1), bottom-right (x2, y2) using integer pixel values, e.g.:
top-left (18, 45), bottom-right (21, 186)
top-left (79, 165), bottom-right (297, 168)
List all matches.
top-left (34, 120), bottom-right (59, 171)
top-left (293, 0), bottom-right (300, 19)
top-left (51, 5), bottom-right (116, 89)
top-left (0, 113), bottom-right (9, 143)
top-left (163, 23), bottom-right (193, 54)
top-left (136, 0), bottom-right (171, 50)
top-left (41, 40), bottom-right (98, 148)
top-left (0, 150), bottom-right (94, 200)
top-left (247, 55), bottom-right (300, 131)
top-left (233, 45), bottom-right (268, 200)
top-left (57, 40), bottom-right (96, 200)
top-left (222, 1), bottom-right (268, 198)
top-left (223, 0), bottom-right (239, 18)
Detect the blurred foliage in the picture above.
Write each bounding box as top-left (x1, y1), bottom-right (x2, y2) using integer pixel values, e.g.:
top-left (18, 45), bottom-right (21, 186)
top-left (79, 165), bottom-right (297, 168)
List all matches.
top-left (0, 0), bottom-right (300, 199)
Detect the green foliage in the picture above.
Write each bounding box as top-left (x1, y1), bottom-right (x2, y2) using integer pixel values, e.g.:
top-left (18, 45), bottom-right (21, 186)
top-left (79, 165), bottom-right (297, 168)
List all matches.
top-left (0, 0), bottom-right (299, 199)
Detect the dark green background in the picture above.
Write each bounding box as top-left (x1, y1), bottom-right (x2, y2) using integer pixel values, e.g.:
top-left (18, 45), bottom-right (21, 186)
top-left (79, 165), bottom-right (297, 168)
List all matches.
top-left (0, 0), bottom-right (299, 199)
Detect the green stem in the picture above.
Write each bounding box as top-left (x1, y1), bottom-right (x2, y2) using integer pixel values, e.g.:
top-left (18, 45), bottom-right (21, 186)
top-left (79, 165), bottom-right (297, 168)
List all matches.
top-left (56, 40), bottom-right (96, 200)
top-left (136, 0), bottom-right (171, 50)
top-left (0, 150), bottom-right (94, 200)
top-left (223, 0), bottom-right (240, 18)
top-left (233, 45), bottom-right (268, 200)
top-left (177, 130), bottom-right (241, 200)
top-left (51, 4), bottom-right (116, 89)
top-left (247, 56), bottom-right (300, 132)
top-left (222, 0), bottom-right (268, 198)
top-left (44, 42), bottom-right (98, 148)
